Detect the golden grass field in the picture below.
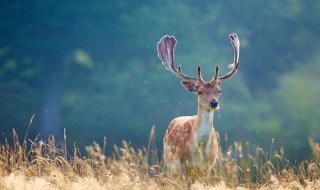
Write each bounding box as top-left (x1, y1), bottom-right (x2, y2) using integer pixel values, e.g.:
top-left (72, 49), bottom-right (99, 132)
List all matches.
top-left (1, 122), bottom-right (320, 190)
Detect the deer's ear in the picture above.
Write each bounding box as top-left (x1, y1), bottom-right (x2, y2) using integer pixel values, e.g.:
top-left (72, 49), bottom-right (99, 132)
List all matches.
top-left (181, 81), bottom-right (199, 93)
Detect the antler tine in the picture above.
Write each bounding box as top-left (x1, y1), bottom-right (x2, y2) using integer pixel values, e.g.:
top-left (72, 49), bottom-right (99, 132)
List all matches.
top-left (217, 33), bottom-right (240, 81)
top-left (157, 35), bottom-right (198, 83)
top-left (176, 65), bottom-right (198, 83)
top-left (213, 66), bottom-right (219, 81)
top-left (197, 66), bottom-right (203, 82)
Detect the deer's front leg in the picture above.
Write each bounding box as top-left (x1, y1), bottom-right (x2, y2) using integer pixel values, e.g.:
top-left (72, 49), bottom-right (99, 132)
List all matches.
top-left (179, 159), bottom-right (188, 182)
top-left (206, 130), bottom-right (219, 170)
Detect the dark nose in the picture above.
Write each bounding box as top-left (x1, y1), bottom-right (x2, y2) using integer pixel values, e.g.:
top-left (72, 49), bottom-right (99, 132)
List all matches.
top-left (210, 100), bottom-right (218, 108)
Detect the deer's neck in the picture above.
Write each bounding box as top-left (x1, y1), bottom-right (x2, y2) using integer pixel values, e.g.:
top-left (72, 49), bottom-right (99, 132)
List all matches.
top-left (195, 105), bottom-right (214, 144)
top-left (196, 108), bottom-right (214, 130)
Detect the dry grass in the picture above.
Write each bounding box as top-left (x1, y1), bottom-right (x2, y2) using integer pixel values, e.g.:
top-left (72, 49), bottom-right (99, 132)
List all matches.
top-left (0, 122), bottom-right (320, 189)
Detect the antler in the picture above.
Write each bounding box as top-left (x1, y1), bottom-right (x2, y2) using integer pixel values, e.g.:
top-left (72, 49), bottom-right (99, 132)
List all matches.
top-left (213, 33), bottom-right (240, 81)
top-left (157, 35), bottom-right (202, 83)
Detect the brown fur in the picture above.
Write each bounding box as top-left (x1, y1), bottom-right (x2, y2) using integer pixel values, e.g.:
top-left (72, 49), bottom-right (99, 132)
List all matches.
top-left (164, 116), bottom-right (196, 160)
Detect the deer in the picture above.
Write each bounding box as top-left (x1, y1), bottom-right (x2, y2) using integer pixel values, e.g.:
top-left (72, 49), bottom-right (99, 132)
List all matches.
top-left (157, 33), bottom-right (240, 181)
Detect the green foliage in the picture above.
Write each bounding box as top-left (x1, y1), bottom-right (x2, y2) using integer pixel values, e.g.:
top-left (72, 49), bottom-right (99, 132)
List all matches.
top-left (271, 55), bottom-right (320, 159)
top-left (0, 1), bottom-right (320, 161)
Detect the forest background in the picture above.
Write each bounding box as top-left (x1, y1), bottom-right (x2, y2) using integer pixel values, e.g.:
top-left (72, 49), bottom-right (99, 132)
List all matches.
top-left (1, 0), bottom-right (320, 161)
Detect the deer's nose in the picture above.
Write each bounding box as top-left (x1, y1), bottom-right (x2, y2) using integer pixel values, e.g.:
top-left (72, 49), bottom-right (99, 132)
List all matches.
top-left (209, 99), bottom-right (218, 108)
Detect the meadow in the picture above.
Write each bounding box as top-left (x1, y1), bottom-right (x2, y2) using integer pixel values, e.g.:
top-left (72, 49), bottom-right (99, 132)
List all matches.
top-left (1, 121), bottom-right (320, 190)
top-left (1, 1), bottom-right (320, 189)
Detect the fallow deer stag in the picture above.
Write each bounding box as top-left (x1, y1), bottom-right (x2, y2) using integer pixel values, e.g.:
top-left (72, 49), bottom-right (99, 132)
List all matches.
top-left (157, 33), bottom-right (240, 180)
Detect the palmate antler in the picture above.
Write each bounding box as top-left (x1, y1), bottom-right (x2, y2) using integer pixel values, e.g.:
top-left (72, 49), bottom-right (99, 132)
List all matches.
top-left (157, 33), bottom-right (240, 83)
top-left (157, 35), bottom-right (203, 83)
top-left (215, 33), bottom-right (240, 81)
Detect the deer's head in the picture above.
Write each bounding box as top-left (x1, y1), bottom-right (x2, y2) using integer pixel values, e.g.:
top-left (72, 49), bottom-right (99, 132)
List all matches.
top-left (157, 33), bottom-right (240, 110)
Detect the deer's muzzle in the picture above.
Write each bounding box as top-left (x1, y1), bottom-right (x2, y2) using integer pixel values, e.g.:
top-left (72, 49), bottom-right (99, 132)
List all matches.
top-left (209, 100), bottom-right (219, 108)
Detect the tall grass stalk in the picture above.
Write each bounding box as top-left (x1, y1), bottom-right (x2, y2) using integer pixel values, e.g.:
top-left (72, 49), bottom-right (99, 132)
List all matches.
top-left (0, 120), bottom-right (320, 189)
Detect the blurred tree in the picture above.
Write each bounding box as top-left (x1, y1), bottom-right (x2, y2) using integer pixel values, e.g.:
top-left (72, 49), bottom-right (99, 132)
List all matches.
top-left (0, 0), bottom-right (320, 161)
top-left (271, 54), bottom-right (320, 160)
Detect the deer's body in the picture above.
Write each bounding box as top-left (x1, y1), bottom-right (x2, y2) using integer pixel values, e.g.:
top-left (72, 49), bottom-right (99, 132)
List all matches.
top-left (157, 33), bottom-right (240, 180)
top-left (163, 101), bottom-right (218, 168)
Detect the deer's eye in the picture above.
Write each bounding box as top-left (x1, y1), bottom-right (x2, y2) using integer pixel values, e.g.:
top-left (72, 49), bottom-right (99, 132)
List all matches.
top-left (218, 90), bottom-right (221, 94)
top-left (197, 91), bottom-right (203, 95)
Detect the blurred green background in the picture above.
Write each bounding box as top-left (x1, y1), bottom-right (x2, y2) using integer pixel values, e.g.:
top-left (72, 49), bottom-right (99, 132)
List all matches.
top-left (1, 0), bottom-right (319, 161)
